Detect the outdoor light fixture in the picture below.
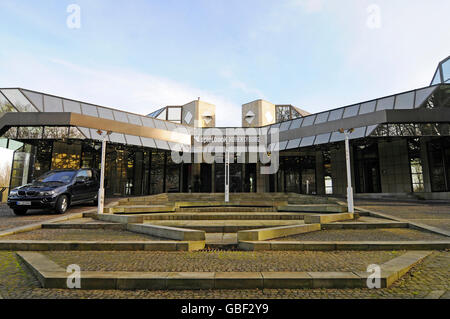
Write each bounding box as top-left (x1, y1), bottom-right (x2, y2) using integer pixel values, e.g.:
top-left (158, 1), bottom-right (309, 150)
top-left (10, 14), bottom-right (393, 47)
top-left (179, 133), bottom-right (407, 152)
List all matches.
top-left (97, 130), bottom-right (112, 215)
top-left (339, 128), bottom-right (355, 213)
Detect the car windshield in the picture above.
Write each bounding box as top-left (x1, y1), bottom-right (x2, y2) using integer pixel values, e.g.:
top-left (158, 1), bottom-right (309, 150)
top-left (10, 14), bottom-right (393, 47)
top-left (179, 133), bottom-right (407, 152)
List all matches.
top-left (37, 171), bottom-right (76, 184)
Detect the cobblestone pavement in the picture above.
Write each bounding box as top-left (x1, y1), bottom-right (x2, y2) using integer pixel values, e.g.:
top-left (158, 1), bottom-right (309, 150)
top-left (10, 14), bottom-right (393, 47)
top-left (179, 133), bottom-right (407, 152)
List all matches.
top-left (42, 250), bottom-right (401, 272)
top-left (1, 228), bottom-right (163, 241)
top-left (0, 250), bottom-right (448, 299)
top-left (275, 228), bottom-right (449, 241)
top-left (0, 199), bottom-right (121, 232)
top-left (355, 199), bottom-right (450, 232)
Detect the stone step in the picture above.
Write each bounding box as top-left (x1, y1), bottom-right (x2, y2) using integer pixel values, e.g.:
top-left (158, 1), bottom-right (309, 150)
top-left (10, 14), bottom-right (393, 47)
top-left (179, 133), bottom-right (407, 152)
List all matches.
top-left (105, 205), bottom-right (175, 214)
top-left (177, 206), bottom-right (275, 212)
top-left (278, 204), bottom-right (347, 213)
top-left (142, 212), bottom-right (307, 221)
top-left (144, 220), bottom-right (303, 233)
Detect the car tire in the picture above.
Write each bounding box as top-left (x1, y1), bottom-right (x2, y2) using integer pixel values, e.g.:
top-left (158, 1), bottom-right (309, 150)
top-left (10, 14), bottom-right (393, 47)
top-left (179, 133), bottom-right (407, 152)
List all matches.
top-left (55, 195), bottom-right (69, 214)
top-left (13, 209), bottom-right (27, 216)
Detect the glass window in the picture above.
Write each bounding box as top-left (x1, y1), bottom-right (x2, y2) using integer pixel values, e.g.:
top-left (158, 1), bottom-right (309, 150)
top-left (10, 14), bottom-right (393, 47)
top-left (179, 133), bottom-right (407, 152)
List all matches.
top-left (395, 92), bottom-right (415, 109)
top-left (359, 101), bottom-right (376, 114)
top-left (286, 138), bottom-right (301, 149)
top-left (113, 111), bottom-right (129, 123)
top-left (349, 127), bottom-right (367, 139)
top-left (44, 95), bottom-right (63, 112)
top-left (279, 140), bottom-right (288, 150)
top-left (17, 126), bottom-right (43, 139)
top-left (97, 107), bottom-right (114, 120)
top-left (365, 125), bottom-right (378, 136)
top-left (22, 90), bottom-right (43, 111)
top-left (300, 136), bottom-right (315, 147)
top-left (155, 139), bottom-right (169, 150)
top-left (414, 87), bottom-right (436, 108)
top-left (109, 132), bottom-right (126, 144)
top-left (125, 135), bottom-right (142, 146)
top-left (2, 127), bottom-right (18, 139)
top-left (167, 107), bottom-right (181, 121)
top-left (328, 108), bottom-right (343, 121)
top-left (141, 137), bottom-right (156, 148)
top-left (89, 129), bottom-right (107, 141)
top-left (154, 120), bottom-right (167, 130)
top-left (0, 92), bottom-right (17, 112)
top-left (127, 114), bottom-right (142, 126)
top-left (81, 104), bottom-right (98, 117)
top-left (165, 122), bottom-right (177, 131)
top-left (63, 100), bottom-right (82, 113)
top-left (289, 118), bottom-right (303, 129)
top-left (157, 109), bottom-right (167, 120)
top-left (442, 59), bottom-right (450, 83)
top-left (431, 68), bottom-right (441, 85)
top-left (69, 127), bottom-right (86, 139)
top-left (141, 117), bottom-right (155, 128)
top-left (301, 115), bottom-right (316, 127)
top-left (376, 96), bottom-right (395, 111)
top-left (330, 131), bottom-right (345, 142)
top-left (343, 104), bottom-right (359, 118)
top-left (1, 89), bottom-right (37, 112)
top-left (314, 133), bottom-right (331, 145)
top-left (276, 106), bottom-right (291, 122)
top-left (77, 127), bottom-right (91, 139)
top-left (279, 121), bottom-right (291, 131)
top-left (314, 112), bottom-right (329, 124)
top-left (43, 127), bottom-right (69, 139)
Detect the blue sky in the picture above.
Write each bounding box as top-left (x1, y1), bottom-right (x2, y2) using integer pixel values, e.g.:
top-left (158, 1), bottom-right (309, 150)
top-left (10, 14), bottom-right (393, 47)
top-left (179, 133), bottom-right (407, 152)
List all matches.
top-left (0, 0), bottom-right (449, 126)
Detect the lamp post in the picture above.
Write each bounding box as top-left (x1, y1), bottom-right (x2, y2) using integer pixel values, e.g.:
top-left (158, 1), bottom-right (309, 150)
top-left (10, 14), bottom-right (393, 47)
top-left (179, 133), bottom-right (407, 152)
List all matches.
top-left (97, 130), bottom-right (112, 214)
top-left (339, 128), bottom-right (355, 214)
top-left (225, 149), bottom-right (230, 203)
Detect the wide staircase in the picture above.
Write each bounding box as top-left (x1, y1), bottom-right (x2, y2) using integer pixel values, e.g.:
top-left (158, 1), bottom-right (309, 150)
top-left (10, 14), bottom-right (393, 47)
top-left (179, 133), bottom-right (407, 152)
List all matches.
top-left (103, 193), bottom-right (347, 246)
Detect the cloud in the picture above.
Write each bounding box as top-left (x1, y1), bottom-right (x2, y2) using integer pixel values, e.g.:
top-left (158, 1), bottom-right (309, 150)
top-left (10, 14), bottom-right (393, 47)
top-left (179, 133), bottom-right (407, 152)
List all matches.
top-left (219, 68), bottom-right (266, 99)
top-left (0, 53), bottom-right (242, 127)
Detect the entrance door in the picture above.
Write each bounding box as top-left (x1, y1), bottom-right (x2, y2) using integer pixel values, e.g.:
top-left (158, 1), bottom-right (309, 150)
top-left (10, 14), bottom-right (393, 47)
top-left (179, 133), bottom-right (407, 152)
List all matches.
top-left (354, 143), bottom-right (381, 193)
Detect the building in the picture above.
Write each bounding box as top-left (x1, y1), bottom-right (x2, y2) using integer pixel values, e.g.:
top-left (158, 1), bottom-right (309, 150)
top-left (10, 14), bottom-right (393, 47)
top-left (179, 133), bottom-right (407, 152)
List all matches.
top-left (0, 56), bottom-right (449, 201)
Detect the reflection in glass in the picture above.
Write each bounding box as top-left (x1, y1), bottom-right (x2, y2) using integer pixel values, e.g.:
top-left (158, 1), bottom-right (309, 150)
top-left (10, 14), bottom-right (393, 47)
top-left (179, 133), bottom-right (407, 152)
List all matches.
top-left (442, 59), bottom-right (450, 83)
top-left (0, 93), bottom-right (17, 112)
top-left (69, 127), bottom-right (86, 139)
top-left (43, 127), bottom-right (69, 139)
top-left (51, 141), bottom-right (81, 170)
top-left (21, 90), bottom-right (44, 111)
top-left (17, 127), bottom-right (43, 139)
top-left (2, 127), bottom-right (18, 139)
top-left (1, 89), bottom-right (37, 112)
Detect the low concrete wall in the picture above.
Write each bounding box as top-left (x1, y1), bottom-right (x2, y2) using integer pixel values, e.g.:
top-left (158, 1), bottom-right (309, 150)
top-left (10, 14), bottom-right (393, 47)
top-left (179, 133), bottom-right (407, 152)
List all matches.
top-left (304, 213), bottom-right (354, 224)
top-left (237, 224), bottom-right (321, 241)
top-left (278, 205), bottom-right (346, 213)
top-left (127, 223), bottom-right (205, 241)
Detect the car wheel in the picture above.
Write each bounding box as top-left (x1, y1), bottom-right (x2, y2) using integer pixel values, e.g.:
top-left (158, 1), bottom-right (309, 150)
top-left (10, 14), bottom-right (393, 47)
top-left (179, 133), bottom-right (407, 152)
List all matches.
top-left (55, 195), bottom-right (69, 214)
top-left (13, 209), bottom-right (27, 216)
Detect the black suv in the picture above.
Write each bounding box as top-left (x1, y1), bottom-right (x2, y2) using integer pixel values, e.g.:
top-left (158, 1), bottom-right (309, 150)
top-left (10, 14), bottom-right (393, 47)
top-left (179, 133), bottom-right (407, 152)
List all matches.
top-left (7, 169), bottom-right (100, 215)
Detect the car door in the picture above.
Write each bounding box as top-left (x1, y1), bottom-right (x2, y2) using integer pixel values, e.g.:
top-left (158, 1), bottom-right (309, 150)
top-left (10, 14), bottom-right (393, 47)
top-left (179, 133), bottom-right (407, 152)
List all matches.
top-left (72, 170), bottom-right (90, 202)
top-left (85, 169), bottom-right (99, 200)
